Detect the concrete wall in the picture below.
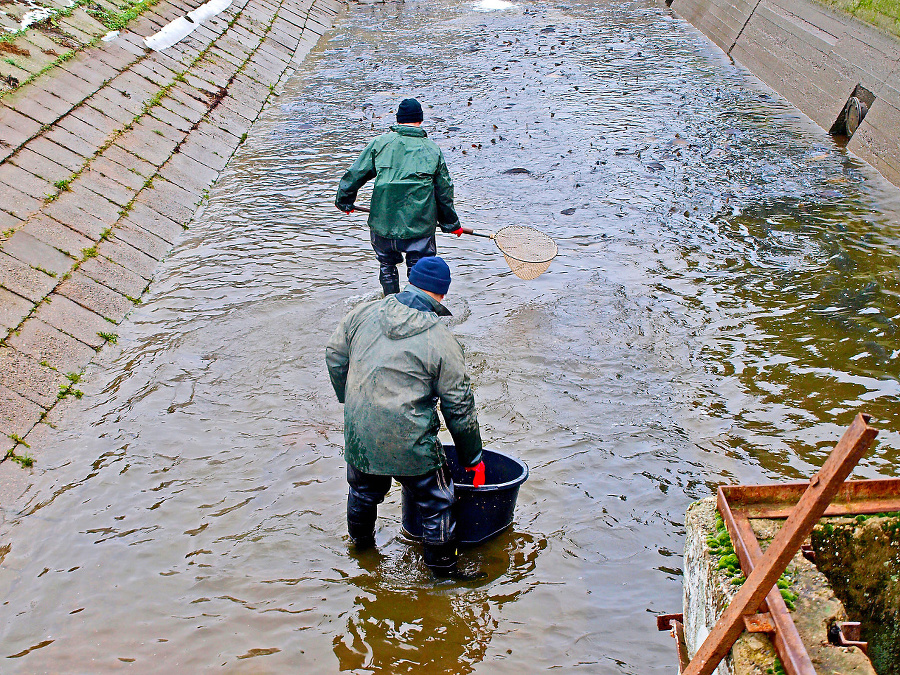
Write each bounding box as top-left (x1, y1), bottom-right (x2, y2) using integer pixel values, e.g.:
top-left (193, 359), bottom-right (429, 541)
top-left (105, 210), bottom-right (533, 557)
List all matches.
top-left (669, 0), bottom-right (900, 189)
top-left (0, 0), bottom-right (343, 488)
top-left (683, 498), bottom-right (874, 675)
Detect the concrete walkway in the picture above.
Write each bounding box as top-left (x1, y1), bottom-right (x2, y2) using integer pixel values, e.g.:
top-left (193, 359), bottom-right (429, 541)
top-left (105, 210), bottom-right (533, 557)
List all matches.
top-left (0, 0), bottom-right (343, 488)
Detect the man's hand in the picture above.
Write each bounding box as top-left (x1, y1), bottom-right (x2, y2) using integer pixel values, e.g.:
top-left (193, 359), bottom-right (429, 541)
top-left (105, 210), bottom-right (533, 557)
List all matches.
top-left (336, 204), bottom-right (354, 214)
top-left (465, 461), bottom-right (485, 487)
top-left (452, 228), bottom-right (463, 237)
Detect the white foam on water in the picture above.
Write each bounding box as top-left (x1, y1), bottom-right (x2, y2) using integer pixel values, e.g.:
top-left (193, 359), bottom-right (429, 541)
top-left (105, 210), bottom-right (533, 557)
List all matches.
top-left (473, 0), bottom-right (515, 11)
top-left (188, 0), bottom-right (232, 24)
top-left (20, 7), bottom-right (54, 30)
top-left (144, 0), bottom-right (233, 51)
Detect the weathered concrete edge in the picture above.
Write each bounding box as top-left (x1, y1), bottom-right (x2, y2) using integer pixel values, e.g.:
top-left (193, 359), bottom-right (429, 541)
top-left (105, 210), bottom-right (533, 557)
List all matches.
top-left (668, 0), bottom-right (900, 190)
top-left (682, 498), bottom-right (875, 674)
top-left (0, 0), bottom-right (345, 493)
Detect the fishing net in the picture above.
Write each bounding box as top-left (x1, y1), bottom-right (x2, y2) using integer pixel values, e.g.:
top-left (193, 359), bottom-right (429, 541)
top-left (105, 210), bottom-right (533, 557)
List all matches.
top-left (493, 226), bottom-right (558, 280)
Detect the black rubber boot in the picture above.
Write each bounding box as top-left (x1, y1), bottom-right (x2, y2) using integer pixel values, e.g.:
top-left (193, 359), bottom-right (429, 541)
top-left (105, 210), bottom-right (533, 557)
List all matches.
top-left (348, 517), bottom-right (376, 550)
top-left (378, 263), bottom-right (400, 296)
top-left (423, 542), bottom-right (483, 581)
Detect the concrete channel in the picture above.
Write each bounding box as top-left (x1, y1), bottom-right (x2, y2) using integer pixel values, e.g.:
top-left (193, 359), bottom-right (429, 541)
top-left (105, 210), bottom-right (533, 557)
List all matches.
top-left (0, 0), bottom-right (899, 672)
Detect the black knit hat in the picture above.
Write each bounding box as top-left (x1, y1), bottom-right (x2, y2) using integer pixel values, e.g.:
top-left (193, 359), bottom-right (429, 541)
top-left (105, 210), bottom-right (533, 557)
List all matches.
top-left (409, 256), bottom-right (451, 296)
top-left (396, 98), bottom-right (424, 124)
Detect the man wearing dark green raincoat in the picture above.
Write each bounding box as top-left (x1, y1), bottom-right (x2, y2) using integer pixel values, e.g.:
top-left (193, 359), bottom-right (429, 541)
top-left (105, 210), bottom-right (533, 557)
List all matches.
top-left (325, 257), bottom-right (484, 578)
top-left (335, 98), bottom-right (463, 296)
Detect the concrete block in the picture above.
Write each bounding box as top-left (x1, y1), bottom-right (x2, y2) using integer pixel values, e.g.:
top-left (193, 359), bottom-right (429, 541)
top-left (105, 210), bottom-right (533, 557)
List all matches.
top-left (99, 237), bottom-right (158, 280)
top-left (21, 214), bottom-right (93, 259)
top-left (135, 179), bottom-right (197, 223)
top-left (79, 255), bottom-right (149, 298)
top-left (8, 89), bottom-right (72, 126)
top-left (50, 183), bottom-right (122, 227)
top-left (124, 204), bottom-right (183, 244)
top-left (0, 287), bottom-right (32, 332)
top-left (69, 104), bottom-right (126, 141)
top-left (847, 99), bottom-right (900, 188)
top-left (0, 383), bottom-right (43, 438)
top-left (0, 107), bottom-right (43, 149)
top-left (37, 70), bottom-right (94, 107)
top-left (58, 53), bottom-right (118, 89)
top-left (77, 166), bottom-right (138, 208)
top-left (89, 156), bottom-right (147, 192)
top-left (113, 118), bottom-right (182, 166)
top-left (35, 293), bottom-right (111, 348)
top-left (100, 144), bottom-right (158, 180)
top-left (9, 147), bottom-right (75, 186)
top-left (2, 230), bottom-right (74, 276)
top-left (0, 251), bottom-right (57, 302)
top-left (44, 123), bottom-right (103, 160)
top-left (147, 104), bottom-right (194, 134)
top-left (6, 317), bottom-right (95, 375)
top-left (23, 136), bottom-right (85, 173)
top-left (0, 162), bottom-right (55, 201)
top-left (57, 271), bottom-right (133, 323)
top-left (82, 91), bottom-right (137, 126)
top-left (110, 220), bottom-right (171, 261)
top-left (0, 346), bottom-right (67, 408)
top-left (0, 180), bottom-right (45, 220)
top-left (0, 457), bottom-right (33, 505)
top-left (42, 195), bottom-right (110, 241)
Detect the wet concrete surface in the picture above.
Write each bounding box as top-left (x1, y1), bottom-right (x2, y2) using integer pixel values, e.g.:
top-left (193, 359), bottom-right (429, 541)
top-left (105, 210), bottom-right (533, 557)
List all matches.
top-left (1, 0), bottom-right (900, 672)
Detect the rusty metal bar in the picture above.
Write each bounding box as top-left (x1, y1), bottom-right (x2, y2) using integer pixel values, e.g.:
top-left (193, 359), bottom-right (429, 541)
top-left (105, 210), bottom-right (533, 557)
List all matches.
top-left (721, 478), bottom-right (900, 519)
top-left (730, 510), bottom-right (815, 675)
top-left (674, 620), bottom-right (690, 673)
top-left (682, 413), bottom-right (878, 675)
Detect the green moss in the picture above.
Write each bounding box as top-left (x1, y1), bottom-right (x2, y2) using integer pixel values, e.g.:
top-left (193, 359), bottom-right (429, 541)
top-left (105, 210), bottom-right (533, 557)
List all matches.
top-left (813, 0), bottom-right (900, 38)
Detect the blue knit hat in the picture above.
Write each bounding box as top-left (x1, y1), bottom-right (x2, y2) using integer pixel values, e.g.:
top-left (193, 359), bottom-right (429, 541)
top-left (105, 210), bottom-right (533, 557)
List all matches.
top-left (397, 98), bottom-right (423, 124)
top-left (409, 256), bottom-right (451, 295)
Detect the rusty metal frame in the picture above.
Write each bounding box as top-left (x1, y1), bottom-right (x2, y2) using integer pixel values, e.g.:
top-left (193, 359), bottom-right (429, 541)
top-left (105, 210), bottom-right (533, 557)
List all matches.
top-left (660, 413), bottom-right (900, 675)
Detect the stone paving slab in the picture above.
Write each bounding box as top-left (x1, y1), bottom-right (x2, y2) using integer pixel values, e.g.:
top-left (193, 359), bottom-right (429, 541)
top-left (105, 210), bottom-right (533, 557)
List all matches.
top-left (0, 346), bottom-right (67, 409)
top-left (0, 289), bottom-right (32, 333)
top-left (2, 230), bottom-right (73, 277)
top-left (6, 318), bottom-right (96, 375)
top-left (0, 0), bottom-right (345, 471)
top-left (57, 272), bottom-right (133, 323)
top-left (20, 215), bottom-right (93, 259)
top-left (35, 294), bottom-right (111, 349)
top-left (0, 252), bottom-right (57, 303)
top-left (0, 384), bottom-right (44, 438)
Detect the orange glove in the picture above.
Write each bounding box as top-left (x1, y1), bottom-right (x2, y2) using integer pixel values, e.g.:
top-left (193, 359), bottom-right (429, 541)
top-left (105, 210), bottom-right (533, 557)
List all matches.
top-left (465, 461), bottom-right (485, 487)
top-left (452, 228), bottom-right (463, 237)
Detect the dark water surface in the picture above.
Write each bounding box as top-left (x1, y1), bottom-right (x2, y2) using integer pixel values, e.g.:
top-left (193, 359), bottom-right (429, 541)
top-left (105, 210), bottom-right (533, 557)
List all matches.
top-left (2, 0), bottom-right (900, 672)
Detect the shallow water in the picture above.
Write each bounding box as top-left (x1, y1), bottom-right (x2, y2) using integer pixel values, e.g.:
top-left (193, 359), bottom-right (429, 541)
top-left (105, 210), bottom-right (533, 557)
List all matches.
top-left (2, 0), bottom-right (900, 672)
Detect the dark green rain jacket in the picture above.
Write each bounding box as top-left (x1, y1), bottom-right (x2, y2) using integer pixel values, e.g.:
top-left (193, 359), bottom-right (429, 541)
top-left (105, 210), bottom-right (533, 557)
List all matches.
top-left (325, 287), bottom-right (483, 476)
top-left (335, 125), bottom-right (461, 240)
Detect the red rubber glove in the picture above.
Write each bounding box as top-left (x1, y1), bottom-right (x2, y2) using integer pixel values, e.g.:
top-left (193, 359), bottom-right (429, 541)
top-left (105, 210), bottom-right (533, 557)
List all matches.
top-left (465, 461), bottom-right (485, 487)
top-left (452, 228), bottom-right (463, 237)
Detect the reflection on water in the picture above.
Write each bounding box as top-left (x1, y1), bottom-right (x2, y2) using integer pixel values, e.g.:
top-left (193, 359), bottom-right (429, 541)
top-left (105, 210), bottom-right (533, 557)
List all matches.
top-left (1, 0), bottom-right (900, 672)
top-left (333, 532), bottom-right (542, 673)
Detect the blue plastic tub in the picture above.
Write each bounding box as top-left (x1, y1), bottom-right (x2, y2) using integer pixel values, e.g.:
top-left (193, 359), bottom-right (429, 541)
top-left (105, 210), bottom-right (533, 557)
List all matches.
top-left (401, 445), bottom-right (528, 546)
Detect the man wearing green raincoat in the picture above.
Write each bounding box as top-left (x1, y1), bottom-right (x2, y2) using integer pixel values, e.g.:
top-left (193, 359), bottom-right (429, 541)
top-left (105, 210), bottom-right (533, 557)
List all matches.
top-left (335, 98), bottom-right (463, 296)
top-left (325, 257), bottom-right (484, 578)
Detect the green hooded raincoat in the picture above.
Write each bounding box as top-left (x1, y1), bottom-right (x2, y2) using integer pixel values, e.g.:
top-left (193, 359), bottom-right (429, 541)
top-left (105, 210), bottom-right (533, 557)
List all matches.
top-left (335, 125), bottom-right (461, 240)
top-left (325, 288), bottom-right (483, 476)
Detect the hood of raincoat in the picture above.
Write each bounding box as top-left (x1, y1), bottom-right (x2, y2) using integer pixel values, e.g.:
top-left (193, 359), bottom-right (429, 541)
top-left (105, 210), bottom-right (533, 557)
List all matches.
top-left (325, 291), bottom-right (482, 476)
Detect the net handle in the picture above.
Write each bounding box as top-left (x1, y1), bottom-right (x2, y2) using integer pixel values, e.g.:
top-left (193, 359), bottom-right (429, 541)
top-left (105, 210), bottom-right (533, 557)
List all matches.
top-left (349, 205), bottom-right (495, 239)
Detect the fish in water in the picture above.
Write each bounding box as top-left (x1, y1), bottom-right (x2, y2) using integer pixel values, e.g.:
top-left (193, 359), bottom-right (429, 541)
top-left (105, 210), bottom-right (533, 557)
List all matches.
top-left (561, 207), bottom-right (576, 215)
top-left (503, 167), bottom-right (532, 174)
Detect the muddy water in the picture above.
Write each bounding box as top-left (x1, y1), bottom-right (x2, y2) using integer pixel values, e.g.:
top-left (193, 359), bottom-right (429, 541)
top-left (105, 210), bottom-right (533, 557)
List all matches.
top-left (3, 0), bottom-right (900, 672)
